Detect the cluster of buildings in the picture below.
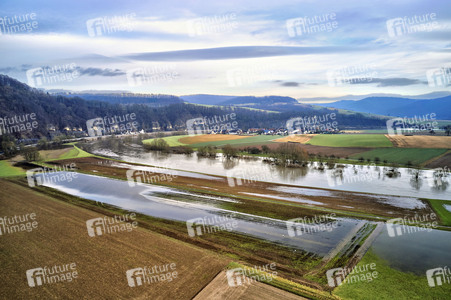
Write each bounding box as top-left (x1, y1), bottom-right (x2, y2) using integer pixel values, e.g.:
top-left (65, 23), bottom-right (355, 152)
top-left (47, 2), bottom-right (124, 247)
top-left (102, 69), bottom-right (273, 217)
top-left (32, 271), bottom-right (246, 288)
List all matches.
top-left (208, 127), bottom-right (340, 135)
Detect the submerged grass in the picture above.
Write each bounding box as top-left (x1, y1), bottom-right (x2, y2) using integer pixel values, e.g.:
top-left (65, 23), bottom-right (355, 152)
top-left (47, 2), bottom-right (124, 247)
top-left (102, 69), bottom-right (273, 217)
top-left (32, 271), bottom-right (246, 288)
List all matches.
top-left (334, 249), bottom-right (451, 300)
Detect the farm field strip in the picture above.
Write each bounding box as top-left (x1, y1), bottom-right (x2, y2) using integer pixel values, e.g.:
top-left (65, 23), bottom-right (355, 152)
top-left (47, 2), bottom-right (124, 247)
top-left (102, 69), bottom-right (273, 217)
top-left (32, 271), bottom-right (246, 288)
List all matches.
top-left (143, 135), bottom-right (190, 146)
top-left (189, 135), bottom-right (279, 147)
top-left (307, 134), bottom-right (393, 148)
top-left (349, 148), bottom-right (448, 166)
top-left (273, 135), bottom-right (316, 144)
top-left (179, 134), bottom-right (249, 145)
top-left (385, 135), bottom-right (451, 148)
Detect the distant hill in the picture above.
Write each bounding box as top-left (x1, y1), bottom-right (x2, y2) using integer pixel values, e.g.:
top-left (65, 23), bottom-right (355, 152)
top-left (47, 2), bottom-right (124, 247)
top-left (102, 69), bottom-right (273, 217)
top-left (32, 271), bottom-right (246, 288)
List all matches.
top-left (181, 94), bottom-right (313, 112)
top-left (0, 74), bottom-right (389, 141)
top-left (218, 96), bottom-right (298, 106)
top-left (317, 96), bottom-right (451, 119)
top-left (220, 96), bottom-right (321, 112)
top-left (52, 92), bottom-right (183, 107)
top-left (300, 92), bottom-right (451, 103)
top-left (180, 94), bottom-right (236, 105)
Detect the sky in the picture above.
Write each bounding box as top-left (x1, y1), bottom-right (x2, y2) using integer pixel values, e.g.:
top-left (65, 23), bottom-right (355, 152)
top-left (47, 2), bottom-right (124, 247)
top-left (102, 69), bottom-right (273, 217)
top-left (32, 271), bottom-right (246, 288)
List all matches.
top-left (0, 0), bottom-right (450, 102)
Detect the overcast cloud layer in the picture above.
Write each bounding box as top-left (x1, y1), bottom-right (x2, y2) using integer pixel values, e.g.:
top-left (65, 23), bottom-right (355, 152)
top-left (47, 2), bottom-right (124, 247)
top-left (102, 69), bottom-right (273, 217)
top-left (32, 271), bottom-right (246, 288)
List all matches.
top-left (0, 0), bottom-right (450, 100)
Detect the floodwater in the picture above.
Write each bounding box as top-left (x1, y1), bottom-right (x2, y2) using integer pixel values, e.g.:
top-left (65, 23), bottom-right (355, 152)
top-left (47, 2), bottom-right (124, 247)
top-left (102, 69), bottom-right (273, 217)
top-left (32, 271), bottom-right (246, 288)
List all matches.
top-left (38, 171), bottom-right (367, 257)
top-left (99, 150), bottom-right (451, 201)
top-left (372, 225), bottom-right (451, 274)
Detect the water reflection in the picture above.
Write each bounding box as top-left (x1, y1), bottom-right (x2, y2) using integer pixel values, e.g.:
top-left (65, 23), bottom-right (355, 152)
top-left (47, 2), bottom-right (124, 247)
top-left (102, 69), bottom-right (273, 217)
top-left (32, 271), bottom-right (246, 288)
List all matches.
top-left (372, 225), bottom-right (451, 275)
top-left (273, 164), bottom-right (309, 181)
top-left (222, 157), bottom-right (240, 170)
top-left (408, 169), bottom-right (423, 190)
top-left (88, 146), bottom-right (450, 200)
top-left (42, 172), bottom-right (366, 256)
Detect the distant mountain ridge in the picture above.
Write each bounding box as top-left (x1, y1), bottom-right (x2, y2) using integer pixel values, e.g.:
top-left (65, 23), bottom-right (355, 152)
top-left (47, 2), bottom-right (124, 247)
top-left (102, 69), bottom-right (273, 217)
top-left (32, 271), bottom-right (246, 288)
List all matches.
top-left (299, 92), bottom-right (451, 103)
top-left (218, 96), bottom-right (298, 106)
top-left (181, 95), bottom-right (309, 112)
top-left (179, 94), bottom-right (236, 105)
top-left (317, 96), bottom-right (451, 119)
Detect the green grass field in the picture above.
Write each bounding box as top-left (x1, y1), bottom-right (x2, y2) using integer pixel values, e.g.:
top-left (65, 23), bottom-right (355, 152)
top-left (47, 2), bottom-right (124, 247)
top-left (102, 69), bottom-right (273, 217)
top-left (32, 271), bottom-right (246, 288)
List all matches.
top-left (361, 129), bottom-right (389, 134)
top-left (142, 135), bottom-right (190, 147)
top-left (0, 160), bottom-right (26, 177)
top-left (45, 146), bottom-right (94, 161)
top-left (428, 199), bottom-right (451, 226)
top-left (190, 135), bottom-right (279, 147)
top-left (334, 250), bottom-right (451, 299)
top-left (307, 134), bottom-right (393, 148)
top-left (350, 148), bottom-right (447, 166)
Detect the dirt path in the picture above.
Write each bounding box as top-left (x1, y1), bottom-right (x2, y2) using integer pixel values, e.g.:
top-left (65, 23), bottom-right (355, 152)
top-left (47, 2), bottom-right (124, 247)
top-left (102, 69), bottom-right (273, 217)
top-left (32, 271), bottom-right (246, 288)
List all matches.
top-left (343, 223), bottom-right (385, 273)
top-left (194, 271), bottom-right (307, 300)
top-left (352, 223), bottom-right (384, 260)
top-left (321, 221), bottom-right (367, 262)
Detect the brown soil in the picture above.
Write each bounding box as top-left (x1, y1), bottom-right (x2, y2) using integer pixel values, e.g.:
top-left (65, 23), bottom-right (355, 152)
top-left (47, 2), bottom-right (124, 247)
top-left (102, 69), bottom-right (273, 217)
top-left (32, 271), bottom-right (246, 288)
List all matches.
top-left (194, 271), bottom-right (306, 300)
top-left (0, 179), bottom-right (229, 299)
top-left (273, 135), bottom-right (316, 144)
top-left (386, 135), bottom-right (451, 148)
top-left (424, 151), bottom-right (451, 168)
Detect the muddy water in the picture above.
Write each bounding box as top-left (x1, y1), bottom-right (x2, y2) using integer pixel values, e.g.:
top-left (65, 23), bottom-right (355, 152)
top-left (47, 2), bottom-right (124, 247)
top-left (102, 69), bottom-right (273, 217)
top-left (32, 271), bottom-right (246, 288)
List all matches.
top-left (39, 172), bottom-right (366, 256)
top-left (100, 150), bottom-right (451, 201)
top-left (372, 225), bottom-right (451, 274)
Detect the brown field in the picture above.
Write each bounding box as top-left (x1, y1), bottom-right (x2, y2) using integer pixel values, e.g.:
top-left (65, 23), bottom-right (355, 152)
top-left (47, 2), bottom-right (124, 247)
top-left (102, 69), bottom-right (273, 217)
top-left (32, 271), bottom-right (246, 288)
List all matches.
top-left (0, 179), bottom-right (229, 299)
top-left (385, 135), bottom-right (451, 148)
top-left (424, 150), bottom-right (451, 168)
top-left (194, 271), bottom-right (305, 300)
top-left (38, 148), bottom-right (72, 160)
top-left (179, 134), bottom-right (248, 144)
top-left (273, 135), bottom-right (316, 144)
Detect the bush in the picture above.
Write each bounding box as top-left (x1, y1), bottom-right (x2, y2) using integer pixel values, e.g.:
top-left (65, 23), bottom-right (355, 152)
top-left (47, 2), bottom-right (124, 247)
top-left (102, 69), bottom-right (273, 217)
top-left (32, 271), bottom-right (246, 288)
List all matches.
top-left (269, 143), bottom-right (308, 166)
top-left (222, 144), bottom-right (239, 158)
top-left (144, 138), bottom-right (170, 151)
top-left (171, 146), bottom-right (194, 154)
top-left (197, 146), bottom-right (216, 158)
top-left (22, 146), bottom-right (40, 162)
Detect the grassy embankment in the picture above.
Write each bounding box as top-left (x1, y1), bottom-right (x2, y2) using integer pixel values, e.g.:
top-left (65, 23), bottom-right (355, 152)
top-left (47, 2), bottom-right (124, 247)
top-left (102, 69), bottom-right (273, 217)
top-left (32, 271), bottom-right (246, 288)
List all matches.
top-left (428, 199), bottom-right (451, 226)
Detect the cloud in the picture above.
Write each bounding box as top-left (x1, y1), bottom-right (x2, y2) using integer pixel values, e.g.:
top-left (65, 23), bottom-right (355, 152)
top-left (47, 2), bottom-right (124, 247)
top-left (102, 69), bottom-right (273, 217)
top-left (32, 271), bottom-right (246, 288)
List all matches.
top-left (75, 67), bottom-right (125, 77)
top-left (275, 80), bottom-right (318, 87)
top-left (121, 45), bottom-right (368, 61)
top-left (280, 81), bottom-right (299, 87)
top-left (0, 67), bottom-right (16, 73)
top-left (0, 64), bottom-right (32, 73)
top-left (349, 77), bottom-right (428, 87)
